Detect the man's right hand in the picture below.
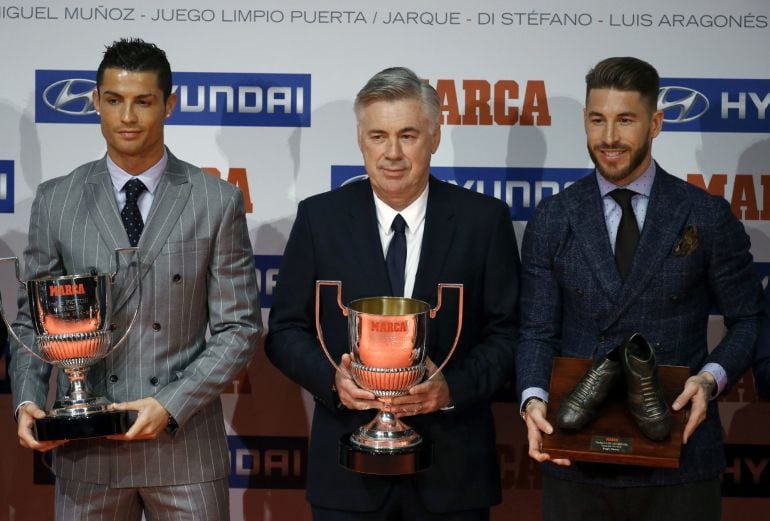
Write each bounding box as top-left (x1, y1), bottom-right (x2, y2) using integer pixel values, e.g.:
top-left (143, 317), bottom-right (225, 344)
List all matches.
top-left (334, 353), bottom-right (381, 411)
top-left (523, 400), bottom-right (571, 466)
top-left (17, 403), bottom-right (68, 452)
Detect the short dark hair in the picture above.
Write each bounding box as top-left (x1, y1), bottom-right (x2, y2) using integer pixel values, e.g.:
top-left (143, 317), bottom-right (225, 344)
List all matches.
top-left (354, 67), bottom-right (440, 127)
top-left (96, 38), bottom-right (172, 101)
top-left (585, 57), bottom-right (659, 114)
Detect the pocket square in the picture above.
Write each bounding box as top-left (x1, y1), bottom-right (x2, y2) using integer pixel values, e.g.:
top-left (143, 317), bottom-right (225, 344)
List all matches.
top-left (673, 225), bottom-right (699, 256)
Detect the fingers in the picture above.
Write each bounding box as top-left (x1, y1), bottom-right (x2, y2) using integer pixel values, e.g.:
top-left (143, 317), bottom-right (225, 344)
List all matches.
top-left (17, 404), bottom-right (68, 452)
top-left (107, 397), bottom-right (168, 441)
top-left (335, 356), bottom-right (379, 410)
top-left (675, 378), bottom-right (709, 444)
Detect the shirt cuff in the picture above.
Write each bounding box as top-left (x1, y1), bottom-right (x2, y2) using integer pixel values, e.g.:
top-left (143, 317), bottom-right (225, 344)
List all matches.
top-left (14, 401), bottom-right (34, 421)
top-left (699, 363), bottom-right (727, 399)
top-left (520, 387), bottom-right (549, 414)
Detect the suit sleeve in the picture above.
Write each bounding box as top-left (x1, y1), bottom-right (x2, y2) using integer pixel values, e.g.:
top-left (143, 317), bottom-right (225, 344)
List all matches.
top-left (153, 188), bottom-right (263, 426)
top-left (515, 197), bottom-right (565, 397)
top-left (264, 200), bottom-right (339, 411)
top-left (702, 196), bottom-right (762, 390)
top-left (753, 284), bottom-right (770, 400)
top-left (441, 202), bottom-right (520, 411)
top-left (9, 186), bottom-right (59, 410)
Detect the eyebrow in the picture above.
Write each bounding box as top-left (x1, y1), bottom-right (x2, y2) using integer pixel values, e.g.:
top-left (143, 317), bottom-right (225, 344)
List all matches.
top-left (367, 126), bottom-right (421, 134)
top-left (587, 111), bottom-right (639, 118)
top-left (101, 90), bottom-right (158, 100)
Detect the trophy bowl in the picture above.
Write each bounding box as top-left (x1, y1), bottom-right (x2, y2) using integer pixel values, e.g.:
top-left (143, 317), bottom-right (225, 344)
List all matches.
top-left (1, 248), bottom-right (140, 441)
top-left (316, 280), bottom-right (463, 474)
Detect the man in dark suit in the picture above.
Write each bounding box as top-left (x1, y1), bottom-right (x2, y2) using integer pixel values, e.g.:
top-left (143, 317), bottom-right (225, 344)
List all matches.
top-left (516, 56), bottom-right (763, 520)
top-left (753, 284), bottom-right (770, 400)
top-left (10, 38), bottom-right (262, 519)
top-left (266, 67), bottom-right (520, 520)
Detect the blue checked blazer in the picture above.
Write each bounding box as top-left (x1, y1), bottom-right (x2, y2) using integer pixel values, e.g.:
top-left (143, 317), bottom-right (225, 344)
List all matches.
top-left (516, 164), bottom-right (762, 486)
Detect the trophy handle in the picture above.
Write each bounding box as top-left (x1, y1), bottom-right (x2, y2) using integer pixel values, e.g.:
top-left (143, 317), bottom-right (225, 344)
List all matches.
top-left (0, 256), bottom-right (45, 360)
top-left (315, 280), bottom-right (348, 371)
top-left (106, 247), bottom-right (142, 354)
top-left (425, 283), bottom-right (464, 382)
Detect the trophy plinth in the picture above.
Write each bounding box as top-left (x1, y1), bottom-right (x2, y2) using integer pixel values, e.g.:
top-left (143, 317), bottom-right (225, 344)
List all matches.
top-left (316, 281), bottom-right (463, 475)
top-left (1, 249), bottom-right (140, 441)
top-left (339, 434), bottom-right (432, 475)
top-left (543, 357), bottom-right (689, 468)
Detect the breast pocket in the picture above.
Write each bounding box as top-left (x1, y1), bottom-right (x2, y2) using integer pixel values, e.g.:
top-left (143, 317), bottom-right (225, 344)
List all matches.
top-left (160, 239), bottom-right (211, 256)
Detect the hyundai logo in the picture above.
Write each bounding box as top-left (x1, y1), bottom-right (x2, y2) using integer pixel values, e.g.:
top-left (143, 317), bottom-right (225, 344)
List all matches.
top-left (42, 79), bottom-right (97, 115)
top-left (658, 86), bottom-right (710, 123)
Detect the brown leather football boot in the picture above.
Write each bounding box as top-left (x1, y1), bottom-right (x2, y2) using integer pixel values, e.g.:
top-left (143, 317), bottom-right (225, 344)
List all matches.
top-left (556, 346), bottom-right (623, 430)
top-left (621, 333), bottom-right (674, 441)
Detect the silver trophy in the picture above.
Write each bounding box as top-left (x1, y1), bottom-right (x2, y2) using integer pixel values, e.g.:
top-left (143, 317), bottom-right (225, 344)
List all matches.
top-left (315, 280), bottom-right (463, 474)
top-left (0, 248), bottom-right (140, 440)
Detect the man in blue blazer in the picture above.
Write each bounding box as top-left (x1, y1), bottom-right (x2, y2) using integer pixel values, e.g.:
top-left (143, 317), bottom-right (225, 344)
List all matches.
top-left (516, 57), bottom-right (763, 520)
top-left (266, 67), bottom-right (520, 520)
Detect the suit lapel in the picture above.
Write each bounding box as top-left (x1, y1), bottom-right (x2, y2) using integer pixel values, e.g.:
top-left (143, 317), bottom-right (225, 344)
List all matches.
top-left (563, 176), bottom-right (623, 300)
top-left (111, 152), bottom-right (193, 311)
top-left (412, 177), bottom-right (455, 304)
top-left (602, 167), bottom-right (690, 327)
top-left (345, 180), bottom-right (392, 297)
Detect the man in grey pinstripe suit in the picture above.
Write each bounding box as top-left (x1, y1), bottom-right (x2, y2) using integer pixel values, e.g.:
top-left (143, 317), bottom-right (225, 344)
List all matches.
top-left (10, 38), bottom-right (262, 520)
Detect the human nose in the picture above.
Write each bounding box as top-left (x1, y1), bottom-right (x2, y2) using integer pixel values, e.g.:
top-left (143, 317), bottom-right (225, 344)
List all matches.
top-left (384, 137), bottom-right (403, 159)
top-left (121, 102), bottom-right (138, 123)
top-left (603, 122), bottom-right (619, 145)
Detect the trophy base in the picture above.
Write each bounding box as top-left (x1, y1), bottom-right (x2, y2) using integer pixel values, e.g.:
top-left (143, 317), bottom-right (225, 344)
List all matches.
top-left (339, 434), bottom-right (432, 475)
top-left (34, 410), bottom-right (132, 441)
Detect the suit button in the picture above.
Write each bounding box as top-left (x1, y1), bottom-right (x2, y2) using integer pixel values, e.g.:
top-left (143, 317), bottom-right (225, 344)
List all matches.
top-left (152, 322), bottom-right (162, 331)
top-left (172, 274), bottom-right (182, 283)
top-left (575, 287), bottom-right (584, 295)
top-left (150, 376), bottom-right (159, 386)
top-left (110, 323), bottom-right (117, 331)
top-left (597, 335), bottom-right (605, 342)
top-left (109, 374), bottom-right (118, 383)
top-left (669, 294), bottom-right (680, 302)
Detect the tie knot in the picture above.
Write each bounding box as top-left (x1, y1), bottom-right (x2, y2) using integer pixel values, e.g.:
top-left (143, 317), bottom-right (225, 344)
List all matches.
top-left (391, 214), bottom-right (407, 234)
top-left (610, 188), bottom-right (636, 210)
top-left (123, 178), bottom-right (147, 202)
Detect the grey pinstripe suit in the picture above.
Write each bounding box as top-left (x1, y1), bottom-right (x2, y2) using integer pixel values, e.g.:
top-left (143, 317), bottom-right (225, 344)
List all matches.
top-left (10, 150), bottom-right (262, 489)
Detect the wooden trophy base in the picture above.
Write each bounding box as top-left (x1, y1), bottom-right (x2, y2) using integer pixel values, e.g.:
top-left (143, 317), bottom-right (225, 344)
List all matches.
top-left (35, 410), bottom-right (132, 441)
top-left (338, 434), bottom-right (432, 475)
top-left (542, 357), bottom-right (690, 468)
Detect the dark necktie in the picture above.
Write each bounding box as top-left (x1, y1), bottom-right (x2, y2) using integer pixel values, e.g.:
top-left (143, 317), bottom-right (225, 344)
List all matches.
top-left (610, 189), bottom-right (639, 279)
top-left (121, 178), bottom-right (147, 247)
top-left (385, 214), bottom-right (407, 297)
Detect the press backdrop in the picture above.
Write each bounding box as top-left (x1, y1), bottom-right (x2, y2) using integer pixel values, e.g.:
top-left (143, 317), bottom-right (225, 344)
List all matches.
top-left (1, 1), bottom-right (769, 519)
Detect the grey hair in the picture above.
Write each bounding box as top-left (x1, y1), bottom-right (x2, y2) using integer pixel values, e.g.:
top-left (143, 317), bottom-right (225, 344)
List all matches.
top-left (354, 67), bottom-right (441, 127)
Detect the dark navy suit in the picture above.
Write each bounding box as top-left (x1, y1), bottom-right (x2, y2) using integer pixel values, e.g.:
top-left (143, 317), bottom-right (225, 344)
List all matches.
top-left (266, 176), bottom-right (519, 513)
top-left (516, 164), bottom-right (762, 485)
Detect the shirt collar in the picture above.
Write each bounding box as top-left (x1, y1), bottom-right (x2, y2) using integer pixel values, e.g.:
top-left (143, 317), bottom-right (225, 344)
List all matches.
top-left (107, 148), bottom-right (168, 194)
top-left (372, 182), bottom-right (429, 233)
top-left (596, 159), bottom-right (656, 198)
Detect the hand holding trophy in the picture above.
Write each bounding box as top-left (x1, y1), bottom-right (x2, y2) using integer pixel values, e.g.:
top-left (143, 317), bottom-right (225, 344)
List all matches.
top-left (315, 280), bottom-right (463, 475)
top-left (1, 248), bottom-right (140, 441)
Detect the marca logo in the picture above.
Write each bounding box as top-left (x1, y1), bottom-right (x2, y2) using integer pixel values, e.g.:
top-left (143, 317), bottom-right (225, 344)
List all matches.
top-left (0, 160), bottom-right (13, 213)
top-left (687, 173), bottom-right (770, 221)
top-left (228, 435), bottom-right (307, 489)
top-left (36, 70), bottom-right (311, 127)
top-left (254, 255), bottom-right (281, 308)
top-left (659, 78), bottom-right (770, 133)
top-left (48, 283), bottom-right (86, 297)
top-left (433, 79), bottom-right (551, 126)
top-left (371, 320), bottom-right (408, 332)
top-left (331, 166), bottom-right (590, 221)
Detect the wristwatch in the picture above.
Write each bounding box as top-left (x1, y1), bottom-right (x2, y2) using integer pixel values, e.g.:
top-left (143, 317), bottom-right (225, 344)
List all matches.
top-left (520, 397), bottom-right (545, 421)
top-left (165, 414), bottom-right (179, 434)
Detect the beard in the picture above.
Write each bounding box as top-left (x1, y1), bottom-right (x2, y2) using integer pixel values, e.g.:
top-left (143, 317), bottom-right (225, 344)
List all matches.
top-left (588, 139), bottom-right (650, 184)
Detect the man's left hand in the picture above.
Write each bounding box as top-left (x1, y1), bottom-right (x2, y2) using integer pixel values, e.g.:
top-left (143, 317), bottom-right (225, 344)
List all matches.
top-left (390, 358), bottom-right (451, 416)
top-left (672, 372), bottom-right (716, 444)
top-left (106, 397), bottom-right (171, 441)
